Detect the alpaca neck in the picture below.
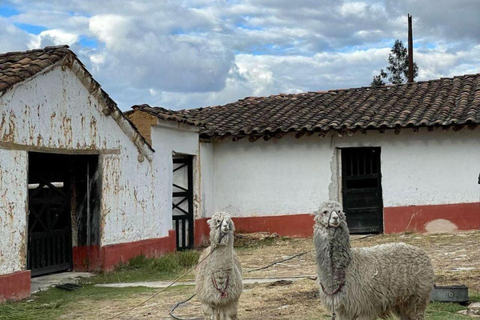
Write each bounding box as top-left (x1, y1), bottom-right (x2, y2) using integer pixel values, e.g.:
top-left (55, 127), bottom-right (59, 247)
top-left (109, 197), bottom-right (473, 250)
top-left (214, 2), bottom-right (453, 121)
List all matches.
top-left (210, 236), bottom-right (234, 269)
top-left (314, 224), bottom-right (352, 292)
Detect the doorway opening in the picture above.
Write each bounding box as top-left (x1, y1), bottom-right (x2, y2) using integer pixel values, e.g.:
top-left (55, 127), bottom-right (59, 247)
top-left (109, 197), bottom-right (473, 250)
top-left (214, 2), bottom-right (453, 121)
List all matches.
top-left (341, 147), bottom-right (383, 234)
top-left (27, 152), bottom-right (100, 277)
top-left (172, 155), bottom-right (194, 250)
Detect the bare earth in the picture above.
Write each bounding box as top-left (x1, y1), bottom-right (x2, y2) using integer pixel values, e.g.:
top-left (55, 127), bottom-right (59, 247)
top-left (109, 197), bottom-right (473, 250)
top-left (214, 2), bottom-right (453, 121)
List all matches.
top-left (59, 231), bottom-right (480, 319)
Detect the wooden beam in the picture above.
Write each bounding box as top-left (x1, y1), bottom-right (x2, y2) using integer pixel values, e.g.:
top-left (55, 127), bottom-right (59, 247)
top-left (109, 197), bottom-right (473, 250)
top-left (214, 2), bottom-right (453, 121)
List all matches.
top-left (295, 131), bottom-right (306, 139)
top-left (248, 135), bottom-right (261, 142)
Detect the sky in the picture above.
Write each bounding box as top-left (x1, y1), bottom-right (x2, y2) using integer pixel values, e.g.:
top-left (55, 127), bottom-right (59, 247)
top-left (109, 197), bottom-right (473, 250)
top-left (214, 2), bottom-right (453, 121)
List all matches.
top-left (1, 0), bottom-right (480, 111)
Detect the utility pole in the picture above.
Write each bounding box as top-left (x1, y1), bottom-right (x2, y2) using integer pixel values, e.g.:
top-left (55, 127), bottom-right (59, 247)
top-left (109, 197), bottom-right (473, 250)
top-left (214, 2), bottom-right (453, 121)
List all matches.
top-left (408, 14), bottom-right (414, 83)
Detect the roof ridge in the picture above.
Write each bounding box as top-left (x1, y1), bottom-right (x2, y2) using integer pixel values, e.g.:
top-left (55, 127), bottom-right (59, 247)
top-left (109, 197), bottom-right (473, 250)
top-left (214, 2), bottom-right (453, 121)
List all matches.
top-left (0, 45), bottom-right (69, 58)
top-left (131, 71), bottom-right (480, 139)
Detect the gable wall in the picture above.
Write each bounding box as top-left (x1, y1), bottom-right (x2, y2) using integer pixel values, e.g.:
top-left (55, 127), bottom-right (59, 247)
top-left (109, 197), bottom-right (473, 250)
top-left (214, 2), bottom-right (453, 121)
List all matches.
top-left (0, 67), bottom-right (170, 278)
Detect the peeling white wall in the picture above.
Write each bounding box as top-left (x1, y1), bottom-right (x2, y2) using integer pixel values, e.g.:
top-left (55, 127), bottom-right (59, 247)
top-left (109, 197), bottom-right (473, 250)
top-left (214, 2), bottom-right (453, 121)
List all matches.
top-left (150, 122), bottom-right (199, 231)
top-left (0, 149), bottom-right (27, 274)
top-left (0, 66), bottom-right (163, 275)
top-left (209, 129), bottom-right (480, 217)
top-left (199, 143), bottom-right (214, 218)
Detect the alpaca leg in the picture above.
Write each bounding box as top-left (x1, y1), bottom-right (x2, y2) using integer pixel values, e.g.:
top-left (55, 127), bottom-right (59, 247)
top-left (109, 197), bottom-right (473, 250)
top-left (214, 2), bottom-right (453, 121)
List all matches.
top-left (399, 296), bottom-right (428, 320)
top-left (212, 308), bottom-right (222, 320)
top-left (224, 301), bottom-right (239, 320)
top-left (202, 304), bottom-right (214, 320)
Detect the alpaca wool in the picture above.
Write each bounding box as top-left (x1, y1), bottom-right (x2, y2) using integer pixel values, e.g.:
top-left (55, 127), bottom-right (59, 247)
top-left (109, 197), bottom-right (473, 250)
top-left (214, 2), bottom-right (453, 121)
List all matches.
top-left (195, 212), bottom-right (243, 320)
top-left (314, 201), bottom-right (435, 320)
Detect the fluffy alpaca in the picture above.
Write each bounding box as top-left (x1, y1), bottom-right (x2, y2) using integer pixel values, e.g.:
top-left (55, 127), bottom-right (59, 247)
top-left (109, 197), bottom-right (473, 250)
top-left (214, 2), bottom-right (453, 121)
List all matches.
top-left (314, 201), bottom-right (435, 320)
top-left (195, 212), bottom-right (243, 320)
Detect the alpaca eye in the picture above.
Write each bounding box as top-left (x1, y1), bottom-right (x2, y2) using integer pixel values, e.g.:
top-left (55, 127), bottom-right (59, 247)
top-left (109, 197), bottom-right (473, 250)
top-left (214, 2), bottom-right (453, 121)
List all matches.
top-left (323, 211), bottom-right (328, 215)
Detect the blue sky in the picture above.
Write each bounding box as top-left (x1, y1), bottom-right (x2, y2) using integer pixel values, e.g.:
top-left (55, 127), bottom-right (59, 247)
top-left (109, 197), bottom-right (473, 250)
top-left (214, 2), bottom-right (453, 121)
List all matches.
top-left (1, 0), bottom-right (479, 110)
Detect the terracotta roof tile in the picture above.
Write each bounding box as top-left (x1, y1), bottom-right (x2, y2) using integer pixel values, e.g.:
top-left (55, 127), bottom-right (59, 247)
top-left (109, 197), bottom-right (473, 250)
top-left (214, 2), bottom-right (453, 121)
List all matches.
top-left (0, 46), bottom-right (70, 94)
top-left (134, 73), bottom-right (480, 139)
top-left (0, 46), bottom-right (154, 153)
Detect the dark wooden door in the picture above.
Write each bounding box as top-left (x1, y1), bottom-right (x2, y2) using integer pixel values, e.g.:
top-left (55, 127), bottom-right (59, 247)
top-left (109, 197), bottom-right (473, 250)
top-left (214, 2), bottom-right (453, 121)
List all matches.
top-left (28, 154), bottom-right (72, 277)
top-left (341, 147), bottom-right (383, 233)
top-left (172, 156), bottom-right (194, 250)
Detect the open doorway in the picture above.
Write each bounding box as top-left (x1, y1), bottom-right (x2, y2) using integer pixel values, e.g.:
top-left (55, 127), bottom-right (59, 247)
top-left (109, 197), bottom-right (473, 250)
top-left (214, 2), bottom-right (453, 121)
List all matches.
top-left (341, 147), bottom-right (384, 234)
top-left (172, 155), bottom-right (194, 250)
top-left (27, 152), bottom-right (100, 277)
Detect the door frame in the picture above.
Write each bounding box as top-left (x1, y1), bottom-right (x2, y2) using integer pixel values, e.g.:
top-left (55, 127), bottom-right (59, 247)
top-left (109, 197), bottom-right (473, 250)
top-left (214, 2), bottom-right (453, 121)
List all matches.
top-left (172, 155), bottom-right (195, 250)
top-left (26, 152), bottom-right (101, 276)
top-left (339, 146), bottom-right (384, 234)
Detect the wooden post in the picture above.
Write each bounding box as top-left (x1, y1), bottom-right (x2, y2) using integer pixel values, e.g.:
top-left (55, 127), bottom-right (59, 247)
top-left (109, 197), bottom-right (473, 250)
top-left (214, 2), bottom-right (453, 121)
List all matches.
top-left (408, 14), bottom-right (414, 83)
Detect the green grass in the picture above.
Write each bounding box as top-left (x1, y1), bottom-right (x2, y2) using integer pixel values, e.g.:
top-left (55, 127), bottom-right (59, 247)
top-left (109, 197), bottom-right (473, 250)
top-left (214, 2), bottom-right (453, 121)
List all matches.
top-left (0, 285), bottom-right (154, 320)
top-left (87, 249), bottom-right (201, 284)
top-left (425, 293), bottom-right (480, 319)
top-left (0, 250), bottom-right (201, 320)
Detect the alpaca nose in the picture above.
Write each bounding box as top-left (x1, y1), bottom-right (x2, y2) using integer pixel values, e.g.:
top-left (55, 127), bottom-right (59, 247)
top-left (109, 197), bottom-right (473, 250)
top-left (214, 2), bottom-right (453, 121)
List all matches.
top-left (221, 221), bottom-right (229, 232)
top-left (331, 211), bottom-right (339, 221)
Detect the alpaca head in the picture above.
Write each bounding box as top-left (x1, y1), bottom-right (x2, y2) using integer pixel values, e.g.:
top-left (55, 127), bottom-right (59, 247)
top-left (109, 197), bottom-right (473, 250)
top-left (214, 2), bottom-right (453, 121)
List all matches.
top-left (208, 212), bottom-right (235, 246)
top-left (314, 201), bottom-right (346, 229)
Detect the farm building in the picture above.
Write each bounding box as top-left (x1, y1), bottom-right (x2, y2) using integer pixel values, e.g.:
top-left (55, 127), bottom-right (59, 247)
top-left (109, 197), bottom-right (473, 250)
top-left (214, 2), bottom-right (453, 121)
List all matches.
top-left (1, 44), bottom-right (480, 303)
top-left (128, 75), bottom-right (480, 246)
top-left (0, 46), bottom-right (176, 301)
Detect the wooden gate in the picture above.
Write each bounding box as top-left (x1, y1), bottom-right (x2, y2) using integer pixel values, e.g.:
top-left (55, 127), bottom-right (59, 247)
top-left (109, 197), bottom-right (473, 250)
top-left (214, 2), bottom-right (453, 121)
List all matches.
top-left (27, 153), bottom-right (99, 276)
top-left (341, 147), bottom-right (383, 234)
top-left (28, 154), bottom-right (72, 277)
top-left (172, 156), bottom-right (194, 250)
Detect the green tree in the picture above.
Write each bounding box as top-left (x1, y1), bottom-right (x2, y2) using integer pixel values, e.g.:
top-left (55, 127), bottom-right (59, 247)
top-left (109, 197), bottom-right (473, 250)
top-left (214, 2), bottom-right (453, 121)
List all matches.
top-left (371, 40), bottom-right (418, 87)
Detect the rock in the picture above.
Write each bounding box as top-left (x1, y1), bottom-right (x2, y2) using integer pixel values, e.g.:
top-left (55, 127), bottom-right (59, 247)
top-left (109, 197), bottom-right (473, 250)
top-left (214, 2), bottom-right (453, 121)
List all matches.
top-left (469, 302), bottom-right (480, 309)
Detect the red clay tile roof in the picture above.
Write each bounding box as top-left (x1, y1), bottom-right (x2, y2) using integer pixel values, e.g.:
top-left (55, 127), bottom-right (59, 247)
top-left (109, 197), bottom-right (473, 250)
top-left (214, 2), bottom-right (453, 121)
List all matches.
top-left (134, 74), bottom-right (480, 139)
top-left (0, 45), bottom-right (71, 95)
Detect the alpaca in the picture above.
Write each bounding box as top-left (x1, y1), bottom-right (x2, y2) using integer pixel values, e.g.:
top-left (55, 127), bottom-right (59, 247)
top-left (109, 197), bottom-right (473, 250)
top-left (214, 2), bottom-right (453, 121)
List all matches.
top-left (314, 201), bottom-right (435, 320)
top-left (195, 212), bottom-right (243, 320)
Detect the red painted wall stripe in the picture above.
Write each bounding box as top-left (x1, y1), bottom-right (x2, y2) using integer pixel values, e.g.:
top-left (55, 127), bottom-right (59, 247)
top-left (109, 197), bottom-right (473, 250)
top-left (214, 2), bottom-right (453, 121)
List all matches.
top-left (195, 203), bottom-right (480, 243)
top-left (0, 271), bottom-right (31, 302)
top-left (194, 213), bottom-right (315, 245)
top-left (384, 202), bottom-right (480, 234)
top-left (72, 230), bottom-right (177, 272)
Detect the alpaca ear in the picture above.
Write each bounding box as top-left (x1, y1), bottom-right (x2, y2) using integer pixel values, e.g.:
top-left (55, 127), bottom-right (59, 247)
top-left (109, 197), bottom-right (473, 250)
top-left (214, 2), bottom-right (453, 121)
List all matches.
top-left (207, 219), bottom-right (212, 226)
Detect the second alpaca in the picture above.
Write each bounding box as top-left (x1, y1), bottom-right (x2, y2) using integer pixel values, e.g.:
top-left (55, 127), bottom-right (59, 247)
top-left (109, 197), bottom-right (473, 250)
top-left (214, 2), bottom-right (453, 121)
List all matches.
top-left (195, 212), bottom-right (243, 320)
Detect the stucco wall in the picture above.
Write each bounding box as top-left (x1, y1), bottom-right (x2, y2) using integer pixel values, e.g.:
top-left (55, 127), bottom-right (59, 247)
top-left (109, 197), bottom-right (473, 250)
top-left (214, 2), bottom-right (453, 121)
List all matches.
top-left (209, 129), bottom-right (480, 217)
top-left (199, 143), bottom-right (215, 218)
top-left (150, 122), bottom-right (199, 231)
top-left (0, 149), bottom-right (28, 274)
top-left (0, 66), bottom-right (163, 275)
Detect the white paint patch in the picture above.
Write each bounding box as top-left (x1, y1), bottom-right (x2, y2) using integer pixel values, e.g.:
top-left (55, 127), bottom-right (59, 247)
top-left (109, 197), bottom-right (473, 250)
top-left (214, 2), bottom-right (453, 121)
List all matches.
top-left (207, 128), bottom-right (480, 218)
top-left (425, 219), bottom-right (458, 234)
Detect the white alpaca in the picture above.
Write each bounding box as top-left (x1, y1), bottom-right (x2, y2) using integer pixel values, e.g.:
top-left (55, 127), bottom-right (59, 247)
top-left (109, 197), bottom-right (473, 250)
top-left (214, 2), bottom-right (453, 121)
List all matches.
top-left (195, 213), bottom-right (243, 320)
top-left (314, 201), bottom-right (435, 320)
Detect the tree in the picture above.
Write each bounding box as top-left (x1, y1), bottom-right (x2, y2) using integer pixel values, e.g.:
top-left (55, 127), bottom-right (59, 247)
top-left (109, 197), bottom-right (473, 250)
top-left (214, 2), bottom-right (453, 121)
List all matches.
top-left (371, 40), bottom-right (418, 87)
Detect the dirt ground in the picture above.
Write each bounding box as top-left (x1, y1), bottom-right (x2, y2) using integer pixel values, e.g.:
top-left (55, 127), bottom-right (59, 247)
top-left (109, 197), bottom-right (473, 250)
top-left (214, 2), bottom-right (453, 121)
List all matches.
top-left (59, 231), bottom-right (480, 320)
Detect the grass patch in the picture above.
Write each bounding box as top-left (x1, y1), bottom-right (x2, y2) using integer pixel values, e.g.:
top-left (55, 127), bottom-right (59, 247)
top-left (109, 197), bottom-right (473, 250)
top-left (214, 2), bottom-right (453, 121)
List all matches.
top-left (0, 251), bottom-right (202, 320)
top-left (0, 285), bottom-right (153, 320)
top-left (87, 250), bottom-right (201, 284)
top-left (425, 292), bottom-right (480, 319)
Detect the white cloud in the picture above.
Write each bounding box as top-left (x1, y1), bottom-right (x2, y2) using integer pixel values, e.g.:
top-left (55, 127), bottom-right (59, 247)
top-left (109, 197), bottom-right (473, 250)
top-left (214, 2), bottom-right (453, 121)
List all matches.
top-left (28, 29), bottom-right (79, 49)
top-left (0, 0), bottom-right (479, 110)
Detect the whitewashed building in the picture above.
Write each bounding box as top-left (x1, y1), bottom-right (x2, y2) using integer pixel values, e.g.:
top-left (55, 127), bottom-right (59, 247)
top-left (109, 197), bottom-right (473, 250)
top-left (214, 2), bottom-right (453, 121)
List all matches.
top-left (2, 45), bottom-right (480, 302)
top-left (0, 46), bottom-right (175, 301)
top-left (129, 75), bottom-right (480, 246)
